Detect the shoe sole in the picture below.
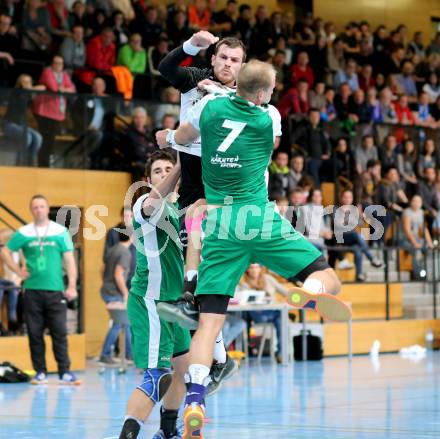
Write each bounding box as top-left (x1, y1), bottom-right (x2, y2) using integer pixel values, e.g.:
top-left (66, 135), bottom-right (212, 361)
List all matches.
top-left (156, 302), bottom-right (199, 330)
top-left (207, 358), bottom-right (239, 397)
top-left (183, 406), bottom-right (204, 439)
top-left (287, 287), bottom-right (352, 322)
top-left (31, 380), bottom-right (48, 385)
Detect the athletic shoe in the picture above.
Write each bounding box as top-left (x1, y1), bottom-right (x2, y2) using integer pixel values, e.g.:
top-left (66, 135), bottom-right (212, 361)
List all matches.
top-left (152, 429), bottom-right (182, 439)
top-left (338, 258), bottom-right (354, 270)
top-left (156, 300), bottom-right (199, 330)
top-left (59, 372), bottom-right (81, 385)
top-left (99, 356), bottom-right (117, 365)
top-left (31, 371), bottom-right (47, 385)
top-left (371, 258), bottom-right (383, 268)
top-left (207, 355), bottom-right (238, 397)
top-left (182, 403), bottom-right (205, 439)
top-left (287, 286), bottom-right (352, 322)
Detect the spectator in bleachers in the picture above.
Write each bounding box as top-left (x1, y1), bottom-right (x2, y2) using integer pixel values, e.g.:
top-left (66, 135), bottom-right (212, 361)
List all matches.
top-left (358, 64), bottom-right (375, 92)
top-left (415, 53), bottom-right (440, 86)
top-left (238, 263), bottom-right (290, 363)
top-left (116, 32), bottom-right (146, 76)
top-left (33, 55), bottom-right (75, 166)
top-left (408, 31), bottom-right (426, 59)
top-left (378, 87), bottom-right (398, 123)
top-left (249, 5), bottom-right (270, 57)
top-left (339, 22), bottom-right (359, 58)
top-left (397, 61), bottom-right (418, 102)
top-left (188, 0), bottom-right (210, 31)
top-left (168, 8), bottom-right (191, 48)
top-left (154, 86), bottom-right (180, 127)
top-left (268, 150), bottom-right (294, 200)
top-left (380, 46), bottom-right (405, 77)
top-left (124, 106), bottom-right (156, 179)
top-left (301, 188), bottom-right (332, 252)
top-left (417, 138), bottom-right (439, 177)
top-left (0, 13), bottom-right (18, 86)
top-left (356, 38), bottom-right (374, 67)
top-left (79, 27), bottom-right (116, 88)
top-left (418, 167), bottom-right (439, 224)
top-left (3, 74), bottom-right (45, 166)
top-left (87, 7), bottom-right (107, 37)
top-left (59, 24), bottom-right (85, 74)
top-left (235, 4), bottom-right (253, 47)
top-left (357, 159), bottom-right (381, 208)
top-left (68, 1), bottom-right (89, 34)
top-left (166, 0), bottom-right (188, 31)
top-left (414, 91), bottom-right (436, 127)
top-left (432, 95), bottom-right (440, 122)
top-left (328, 136), bottom-right (356, 183)
top-left (355, 134), bottom-right (378, 175)
top-left (375, 73), bottom-right (386, 92)
top-left (22, 0), bottom-right (53, 53)
top-left (347, 88), bottom-right (372, 125)
top-left (386, 73), bottom-right (404, 97)
top-left (268, 36), bottom-right (292, 65)
top-left (375, 166), bottom-right (408, 241)
top-left (110, 10), bottom-right (129, 48)
top-left (427, 31), bottom-right (440, 57)
top-left (290, 108), bottom-right (330, 186)
top-left (334, 58), bottom-right (359, 92)
top-left (333, 189), bottom-right (382, 281)
top-left (397, 139), bottom-right (418, 195)
top-left (0, 0), bottom-right (23, 27)
top-left (211, 0), bottom-right (237, 37)
top-left (309, 34), bottom-right (328, 83)
top-left (373, 25), bottom-right (388, 55)
top-left (288, 154), bottom-right (305, 188)
top-left (290, 51), bottom-right (314, 88)
top-left (309, 81), bottom-right (326, 114)
top-left (367, 87), bottom-right (382, 123)
top-left (394, 94), bottom-right (414, 125)
top-left (323, 21), bottom-right (336, 43)
top-left (277, 78), bottom-right (310, 120)
top-left (379, 135), bottom-right (399, 171)
top-left (326, 37), bottom-right (345, 78)
top-left (270, 49), bottom-right (288, 104)
top-left (159, 113), bottom-right (177, 130)
top-left (46, 0), bottom-right (70, 47)
top-left (401, 195), bottom-right (433, 279)
top-left (334, 82), bottom-right (352, 121)
top-left (423, 72), bottom-right (440, 103)
top-left (71, 76), bottom-right (107, 168)
top-left (322, 85), bottom-right (337, 122)
top-left (296, 175), bottom-right (316, 203)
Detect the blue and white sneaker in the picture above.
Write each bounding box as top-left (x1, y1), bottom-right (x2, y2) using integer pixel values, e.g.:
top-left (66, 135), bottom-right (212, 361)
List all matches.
top-left (59, 372), bottom-right (81, 385)
top-left (31, 371), bottom-right (47, 385)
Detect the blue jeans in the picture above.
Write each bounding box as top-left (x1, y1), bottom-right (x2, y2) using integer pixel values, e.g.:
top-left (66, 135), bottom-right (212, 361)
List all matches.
top-left (0, 279), bottom-right (19, 323)
top-left (248, 310), bottom-right (282, 354)
top-left (342, 231), bottom-right (374, 277)
top-left (3, 121), bottom-right (42, 165)
top-left (223, 313), bottom-right (247, 348)
top-left (100, 292), bottom-right (132, 359)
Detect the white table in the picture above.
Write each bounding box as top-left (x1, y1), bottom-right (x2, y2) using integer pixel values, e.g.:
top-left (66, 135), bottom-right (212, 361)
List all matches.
top-left (228, 302), bottom-right (291, 366)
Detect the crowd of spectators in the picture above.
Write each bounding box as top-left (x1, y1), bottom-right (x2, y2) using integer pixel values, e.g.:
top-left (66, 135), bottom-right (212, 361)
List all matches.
top-left (1, 1), bottom-right (440, 277)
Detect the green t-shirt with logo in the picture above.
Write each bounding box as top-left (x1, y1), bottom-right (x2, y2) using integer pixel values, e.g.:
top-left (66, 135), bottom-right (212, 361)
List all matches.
top-left (7, 221), bottom-right (74, 291)
top-left (187, 93), bottom-right (282, 205)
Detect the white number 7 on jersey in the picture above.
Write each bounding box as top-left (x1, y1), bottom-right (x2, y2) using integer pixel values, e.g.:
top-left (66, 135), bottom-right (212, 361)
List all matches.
top-left (217, 120), bottom-right (247, 152)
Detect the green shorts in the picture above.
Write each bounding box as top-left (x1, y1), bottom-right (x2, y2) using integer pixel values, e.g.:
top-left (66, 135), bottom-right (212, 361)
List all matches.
top-left (196, 202), bottom-right (322, 297)
top-left (127, 294), bottom-right (191, 369)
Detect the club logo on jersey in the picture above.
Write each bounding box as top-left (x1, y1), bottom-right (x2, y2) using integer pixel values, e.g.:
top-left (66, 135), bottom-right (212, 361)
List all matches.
top-left (210, 153), bottom-right (242, 168)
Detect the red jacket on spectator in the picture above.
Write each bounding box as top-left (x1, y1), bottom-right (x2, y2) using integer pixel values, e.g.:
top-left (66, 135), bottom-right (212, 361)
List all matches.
top-left (47, 2), bottom-right (68, 32)
top-left (290, 64), bottom-right (314, 88)
top-left (394, 101), bottom-right (414, 124)
top-left (277, 88), bottom-right (310, 120)
top-left (359, 75), bottom-right (375, 92)
top-left (188, 5), bottom-right (210, 30)
top-left (33, 67), bottom-right (75, 121)
top-left (86, 35), bottom-right (116, 73)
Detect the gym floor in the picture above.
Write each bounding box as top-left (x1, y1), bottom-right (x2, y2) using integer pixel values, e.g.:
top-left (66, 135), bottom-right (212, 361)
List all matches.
top-left (0, 352), bottom-right (439, 438)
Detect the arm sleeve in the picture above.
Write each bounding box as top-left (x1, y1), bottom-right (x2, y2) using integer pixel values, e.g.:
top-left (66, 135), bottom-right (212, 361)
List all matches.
top-left (268, 105), bottom-right (282, 141)
top-left (117, 250), bottom-right (131, 272)
top-left (186, 93), bottom-right (217, 131)
top-left (61, 230), bottom-right (74, 252)
top-left (6, 231), bottom-right (26, 252)
top-left (158, 42), bottom-right (211, 93)
top-left (132, 194), bottom-right (165, 227)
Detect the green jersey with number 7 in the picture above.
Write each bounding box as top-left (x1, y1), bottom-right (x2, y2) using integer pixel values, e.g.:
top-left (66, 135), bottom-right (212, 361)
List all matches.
top-left (187, 92), bottom-right (282, 205)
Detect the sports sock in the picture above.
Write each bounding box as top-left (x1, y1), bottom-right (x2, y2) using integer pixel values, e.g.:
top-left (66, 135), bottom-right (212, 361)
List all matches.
top-left (213, 332), bottom-right (227, 364)
top-left (119, 417), bottom-right (143, 439)
top-left (303, 278), bottom-right (326, 294)
top-left (160, 407), bottom-right (178, 438)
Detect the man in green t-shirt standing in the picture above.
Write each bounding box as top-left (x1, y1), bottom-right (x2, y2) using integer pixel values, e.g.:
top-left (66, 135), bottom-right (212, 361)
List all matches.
top-left (0, 194), bottom-right (80, 385)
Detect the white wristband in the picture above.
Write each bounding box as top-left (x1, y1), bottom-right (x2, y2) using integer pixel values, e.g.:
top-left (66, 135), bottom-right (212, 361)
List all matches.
top-left (166, 129), bottom-right (177, 146)
top-left (183, 38), bottom-right (206, 56)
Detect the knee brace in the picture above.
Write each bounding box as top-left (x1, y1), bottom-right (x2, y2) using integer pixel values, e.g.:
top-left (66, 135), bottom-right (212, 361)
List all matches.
top-left (136, 368), bottom-right (172, 403)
